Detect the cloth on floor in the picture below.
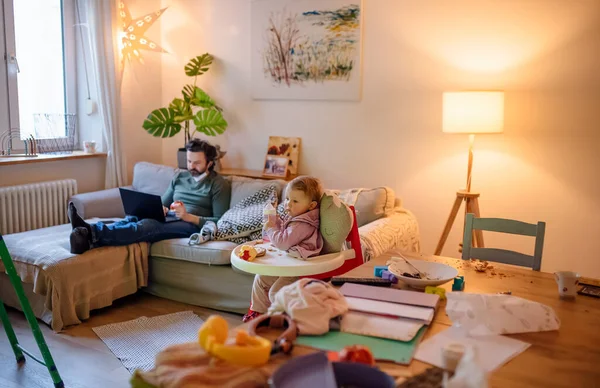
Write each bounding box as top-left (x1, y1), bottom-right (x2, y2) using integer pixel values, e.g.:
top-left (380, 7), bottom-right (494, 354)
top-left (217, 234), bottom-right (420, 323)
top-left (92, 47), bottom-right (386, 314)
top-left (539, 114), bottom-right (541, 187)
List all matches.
top-left (268, 278), bottom-right (348, 335)
top-left (131, 342), bottom-right (269, 388)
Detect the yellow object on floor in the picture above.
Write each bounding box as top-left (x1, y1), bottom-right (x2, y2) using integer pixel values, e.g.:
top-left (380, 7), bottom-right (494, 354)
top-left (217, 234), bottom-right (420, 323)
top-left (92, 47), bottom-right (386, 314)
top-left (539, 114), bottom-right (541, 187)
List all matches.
top-left (198, 315), bottom-right (272, 367)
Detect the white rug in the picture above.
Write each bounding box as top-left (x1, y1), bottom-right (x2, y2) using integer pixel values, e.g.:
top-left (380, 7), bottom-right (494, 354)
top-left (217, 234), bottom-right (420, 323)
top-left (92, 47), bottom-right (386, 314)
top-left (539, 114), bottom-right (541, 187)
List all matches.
top-left (92, 311), bottom-right (204, 373)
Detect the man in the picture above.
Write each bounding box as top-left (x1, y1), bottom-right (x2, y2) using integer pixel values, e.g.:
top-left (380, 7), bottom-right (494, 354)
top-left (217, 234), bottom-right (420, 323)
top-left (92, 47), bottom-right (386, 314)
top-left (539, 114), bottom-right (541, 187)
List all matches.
top-left (69, 139), bottom-right (231, 254)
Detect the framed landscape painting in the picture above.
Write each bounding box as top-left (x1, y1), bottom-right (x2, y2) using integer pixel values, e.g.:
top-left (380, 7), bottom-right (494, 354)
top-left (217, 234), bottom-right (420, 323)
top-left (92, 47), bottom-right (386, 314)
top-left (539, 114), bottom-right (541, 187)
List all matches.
top-left (251, 0), bottom-right (363, 101)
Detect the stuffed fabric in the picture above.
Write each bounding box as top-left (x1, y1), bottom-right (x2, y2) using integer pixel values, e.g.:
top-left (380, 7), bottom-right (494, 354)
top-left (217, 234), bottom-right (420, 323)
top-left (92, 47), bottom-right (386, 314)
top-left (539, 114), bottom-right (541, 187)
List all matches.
top-left (215, 184), bottom-right (278, 241)
top-left (319, 191), bottom-right (353, 254)
top-left (268, 278), bottom-right (348, 335)
top-left (131, 342), bottom-right (269, 388)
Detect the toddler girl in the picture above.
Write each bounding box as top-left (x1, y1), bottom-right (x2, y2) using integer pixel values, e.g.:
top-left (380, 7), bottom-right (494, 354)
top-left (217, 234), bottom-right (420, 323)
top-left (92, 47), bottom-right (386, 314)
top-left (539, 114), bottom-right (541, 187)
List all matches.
top-left (243, 176), bottom-right (324, 322)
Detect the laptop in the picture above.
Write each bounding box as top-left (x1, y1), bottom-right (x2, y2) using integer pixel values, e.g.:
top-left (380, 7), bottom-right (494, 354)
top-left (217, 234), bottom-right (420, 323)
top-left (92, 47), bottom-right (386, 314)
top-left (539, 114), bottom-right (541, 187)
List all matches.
top-left (119, 188), bottom-right (179, 223)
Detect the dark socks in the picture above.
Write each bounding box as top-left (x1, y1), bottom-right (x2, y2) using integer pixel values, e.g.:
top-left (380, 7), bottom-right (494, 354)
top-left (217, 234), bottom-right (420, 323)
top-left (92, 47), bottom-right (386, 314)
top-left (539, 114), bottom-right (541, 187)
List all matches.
top-left (68, 202), bottom-right (91, 235)
top-left (70, 227), bottom-right (91, 254)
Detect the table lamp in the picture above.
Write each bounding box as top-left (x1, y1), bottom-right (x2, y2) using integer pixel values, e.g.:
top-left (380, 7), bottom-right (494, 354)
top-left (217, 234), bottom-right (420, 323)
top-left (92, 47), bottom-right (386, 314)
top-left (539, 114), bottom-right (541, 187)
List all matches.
top-left (435, 91), bottom-right (504, 255)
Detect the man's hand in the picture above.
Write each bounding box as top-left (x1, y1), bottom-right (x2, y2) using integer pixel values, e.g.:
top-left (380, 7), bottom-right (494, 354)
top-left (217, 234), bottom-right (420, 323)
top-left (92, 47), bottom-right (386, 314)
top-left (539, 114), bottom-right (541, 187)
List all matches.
top-left (163, 206), bottom-right (169, 216)
top-left (172, 202), bottom-right (188, 220)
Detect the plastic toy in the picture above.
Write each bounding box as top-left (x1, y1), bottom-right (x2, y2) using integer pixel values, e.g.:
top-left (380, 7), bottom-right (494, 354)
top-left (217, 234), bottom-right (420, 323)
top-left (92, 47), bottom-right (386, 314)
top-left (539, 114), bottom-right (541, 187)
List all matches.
top-left (238, 245), bottom-right (258, 261)
top-left (452, 276), bottom-right (465, 291)
top-left (198, 315), bottom-right (272, 367)
top-left (425, 286), bottom-right (446, 300)
top-left (381, 270), bottom-right (398, 284)
top-left (374, 266), bottom-right (388, 278)
top-left (338, 345), bottom-right (376, 366)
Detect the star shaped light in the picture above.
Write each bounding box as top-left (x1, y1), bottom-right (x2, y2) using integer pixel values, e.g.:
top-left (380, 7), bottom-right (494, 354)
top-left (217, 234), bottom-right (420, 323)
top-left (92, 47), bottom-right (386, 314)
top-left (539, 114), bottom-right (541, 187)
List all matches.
top-left (118, 1), bottom-right (168, 65)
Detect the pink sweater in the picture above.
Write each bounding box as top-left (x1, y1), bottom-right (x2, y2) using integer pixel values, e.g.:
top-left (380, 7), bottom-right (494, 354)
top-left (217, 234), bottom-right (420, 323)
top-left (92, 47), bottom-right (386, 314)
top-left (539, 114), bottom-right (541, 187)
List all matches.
top-left (265, 208), bottom-right (323, 259)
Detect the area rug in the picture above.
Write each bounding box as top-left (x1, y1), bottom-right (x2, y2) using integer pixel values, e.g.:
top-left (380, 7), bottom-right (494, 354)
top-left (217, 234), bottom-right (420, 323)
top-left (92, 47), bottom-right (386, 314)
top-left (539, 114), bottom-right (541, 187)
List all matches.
top-left (92, 311), bottom-right (204, 373)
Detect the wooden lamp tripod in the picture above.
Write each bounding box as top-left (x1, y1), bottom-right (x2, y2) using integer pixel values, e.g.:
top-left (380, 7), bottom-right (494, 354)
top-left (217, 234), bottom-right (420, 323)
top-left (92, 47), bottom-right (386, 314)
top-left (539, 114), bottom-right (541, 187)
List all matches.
top-left (434, 91), bottom-right (504, 256)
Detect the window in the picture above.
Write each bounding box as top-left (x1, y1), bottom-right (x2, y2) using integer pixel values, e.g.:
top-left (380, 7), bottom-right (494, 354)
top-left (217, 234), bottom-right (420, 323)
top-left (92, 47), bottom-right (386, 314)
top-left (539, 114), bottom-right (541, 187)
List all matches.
top-left (1, 0), bottom-right (76, 152)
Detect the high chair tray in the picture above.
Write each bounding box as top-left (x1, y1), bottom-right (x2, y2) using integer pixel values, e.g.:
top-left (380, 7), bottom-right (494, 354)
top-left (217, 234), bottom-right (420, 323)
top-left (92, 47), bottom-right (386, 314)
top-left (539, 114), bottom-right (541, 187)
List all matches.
top-left (230, 240), bottom-right (352, 277)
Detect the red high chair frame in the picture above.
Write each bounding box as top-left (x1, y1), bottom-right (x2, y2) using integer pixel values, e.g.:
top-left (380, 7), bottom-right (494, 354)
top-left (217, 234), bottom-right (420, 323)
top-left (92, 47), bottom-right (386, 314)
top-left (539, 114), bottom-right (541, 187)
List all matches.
top-left (303, 206), bottom-right (364, 281)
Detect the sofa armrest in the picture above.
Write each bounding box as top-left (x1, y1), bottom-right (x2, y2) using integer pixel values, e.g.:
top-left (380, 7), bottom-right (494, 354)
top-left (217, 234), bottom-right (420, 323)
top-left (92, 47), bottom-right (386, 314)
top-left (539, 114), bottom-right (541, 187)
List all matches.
top-left (69, 186), bottom-right (130, 219)
top-left (357, 207), bottom-right (421, 261)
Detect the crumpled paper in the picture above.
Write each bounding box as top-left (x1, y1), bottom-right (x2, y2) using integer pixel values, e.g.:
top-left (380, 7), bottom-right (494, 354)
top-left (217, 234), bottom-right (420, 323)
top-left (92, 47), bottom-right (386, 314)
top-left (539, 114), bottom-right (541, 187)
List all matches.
top-left (446, 292), bottom-right (561, 336)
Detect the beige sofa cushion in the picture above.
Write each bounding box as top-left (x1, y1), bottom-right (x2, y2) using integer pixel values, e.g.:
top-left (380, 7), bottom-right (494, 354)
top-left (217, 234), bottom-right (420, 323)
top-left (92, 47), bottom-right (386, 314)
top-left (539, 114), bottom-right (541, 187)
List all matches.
top-left (150, 238), bottom-right (238, 265)
top-left (333, 187), bottom-right (396, 227)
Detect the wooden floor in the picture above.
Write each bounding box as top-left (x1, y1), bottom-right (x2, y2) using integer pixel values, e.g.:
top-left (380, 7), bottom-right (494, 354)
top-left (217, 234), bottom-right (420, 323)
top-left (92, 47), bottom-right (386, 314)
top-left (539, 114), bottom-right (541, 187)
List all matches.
top-left (0, 293), bottom-right (243, 388)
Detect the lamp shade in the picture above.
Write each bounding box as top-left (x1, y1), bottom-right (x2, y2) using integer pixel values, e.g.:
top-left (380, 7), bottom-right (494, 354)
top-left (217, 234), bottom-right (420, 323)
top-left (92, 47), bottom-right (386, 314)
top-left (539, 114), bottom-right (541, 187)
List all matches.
top-left (442, 92), bottom-right (504, 134)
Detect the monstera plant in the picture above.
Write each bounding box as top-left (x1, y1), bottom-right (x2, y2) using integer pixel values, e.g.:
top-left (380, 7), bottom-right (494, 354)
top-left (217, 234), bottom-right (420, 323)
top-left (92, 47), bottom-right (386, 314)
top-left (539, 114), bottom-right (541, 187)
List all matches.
top-left (142, 54), bottom-right (227, 167)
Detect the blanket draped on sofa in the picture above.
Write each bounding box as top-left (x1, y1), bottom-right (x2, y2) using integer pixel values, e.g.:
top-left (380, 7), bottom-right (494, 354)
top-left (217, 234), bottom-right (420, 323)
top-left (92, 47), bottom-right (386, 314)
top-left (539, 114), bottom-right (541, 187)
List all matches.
top-left (0, 219), bottom-right (148, 331)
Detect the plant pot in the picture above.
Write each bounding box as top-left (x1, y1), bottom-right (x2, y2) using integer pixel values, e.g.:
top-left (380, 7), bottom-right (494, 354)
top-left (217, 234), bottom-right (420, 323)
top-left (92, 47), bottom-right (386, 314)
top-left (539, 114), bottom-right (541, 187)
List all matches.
top-left (177, 148), bottom-right (187, 170)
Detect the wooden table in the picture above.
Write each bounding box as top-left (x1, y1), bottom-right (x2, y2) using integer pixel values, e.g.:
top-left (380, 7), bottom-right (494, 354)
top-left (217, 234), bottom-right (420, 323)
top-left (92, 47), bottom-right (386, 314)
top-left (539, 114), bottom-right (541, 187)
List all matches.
top-left (242, 251), bottom-right (600, 387)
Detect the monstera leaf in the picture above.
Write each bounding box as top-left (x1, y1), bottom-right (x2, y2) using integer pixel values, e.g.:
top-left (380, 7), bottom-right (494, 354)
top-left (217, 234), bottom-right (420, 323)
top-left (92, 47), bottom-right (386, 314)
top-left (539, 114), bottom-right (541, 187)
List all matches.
top-left (169, 98), bottom-right (193, 122)
top-left (193, 109), bottom-right (228, 136)
top-left (143, 108), bottom-right (181, 138)
top-left (182, 84), bottom-right (196, 103)
top-left (192, 87), bottom-right (216, 109)
top-left (184, 54), bottom-right (213, 77)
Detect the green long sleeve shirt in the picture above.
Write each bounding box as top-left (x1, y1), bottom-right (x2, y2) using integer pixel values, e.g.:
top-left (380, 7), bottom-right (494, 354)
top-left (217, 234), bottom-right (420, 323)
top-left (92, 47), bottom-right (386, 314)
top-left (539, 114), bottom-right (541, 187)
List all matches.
top-left (161, 171), bottom-right (231, 226)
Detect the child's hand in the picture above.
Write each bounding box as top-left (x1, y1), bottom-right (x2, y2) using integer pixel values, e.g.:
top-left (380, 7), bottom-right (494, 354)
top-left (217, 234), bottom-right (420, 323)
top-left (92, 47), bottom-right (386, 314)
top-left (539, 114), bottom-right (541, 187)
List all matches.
top-left (264, 215), bottom-right (276, 229)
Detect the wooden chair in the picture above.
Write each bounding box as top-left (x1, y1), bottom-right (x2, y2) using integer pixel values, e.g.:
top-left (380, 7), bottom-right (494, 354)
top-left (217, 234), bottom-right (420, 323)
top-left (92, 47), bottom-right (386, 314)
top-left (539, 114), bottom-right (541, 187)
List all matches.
top-left (0, 234), bottom-right (64, 387)
top-left (462, 213), bottom-right (546, 271)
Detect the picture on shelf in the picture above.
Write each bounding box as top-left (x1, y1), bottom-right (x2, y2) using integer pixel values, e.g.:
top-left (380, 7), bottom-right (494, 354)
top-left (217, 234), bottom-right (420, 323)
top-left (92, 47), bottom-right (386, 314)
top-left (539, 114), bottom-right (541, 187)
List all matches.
top-left (266, 136), bottom-right (301, 174)
top-left (263, 155), bottom-right (290, 177)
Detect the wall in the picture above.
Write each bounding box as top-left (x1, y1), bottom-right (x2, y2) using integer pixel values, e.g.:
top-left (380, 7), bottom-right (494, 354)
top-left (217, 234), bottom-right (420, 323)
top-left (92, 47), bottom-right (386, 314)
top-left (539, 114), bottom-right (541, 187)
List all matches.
top-left (159, 0), bottom-right (600, 278)
top-left (1, 158), bottom-right (105, 194)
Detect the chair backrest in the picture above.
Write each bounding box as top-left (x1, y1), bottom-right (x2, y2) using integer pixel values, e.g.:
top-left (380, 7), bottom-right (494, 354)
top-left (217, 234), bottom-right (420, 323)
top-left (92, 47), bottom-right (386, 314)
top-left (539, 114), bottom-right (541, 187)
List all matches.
top-left (304, 206), bottom-right (364, 280)
top-left (462, 213), bottom-right (546, 271)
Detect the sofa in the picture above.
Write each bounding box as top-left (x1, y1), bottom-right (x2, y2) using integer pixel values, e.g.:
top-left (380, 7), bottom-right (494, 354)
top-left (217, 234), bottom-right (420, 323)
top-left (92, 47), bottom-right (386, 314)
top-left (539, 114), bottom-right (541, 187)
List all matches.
top-left (0, 162), bottom-right (420, 330)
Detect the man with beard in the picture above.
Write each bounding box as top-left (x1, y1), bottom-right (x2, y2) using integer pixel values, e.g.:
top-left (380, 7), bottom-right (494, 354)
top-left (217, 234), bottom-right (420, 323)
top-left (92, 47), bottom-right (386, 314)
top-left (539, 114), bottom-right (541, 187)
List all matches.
top-left (68, 139), bottom-right (231, 254)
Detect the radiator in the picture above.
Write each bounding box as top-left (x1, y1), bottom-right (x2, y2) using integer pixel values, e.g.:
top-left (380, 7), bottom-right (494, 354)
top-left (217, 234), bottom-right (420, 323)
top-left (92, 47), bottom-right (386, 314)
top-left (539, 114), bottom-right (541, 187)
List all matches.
top-left (0, 179), bottom-right (78, 235)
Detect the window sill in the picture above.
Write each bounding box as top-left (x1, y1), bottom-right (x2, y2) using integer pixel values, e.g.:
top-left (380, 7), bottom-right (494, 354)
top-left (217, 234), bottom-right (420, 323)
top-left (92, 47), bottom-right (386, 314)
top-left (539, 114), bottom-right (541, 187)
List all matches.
top-left (0, 151), bottom-right (107, 166)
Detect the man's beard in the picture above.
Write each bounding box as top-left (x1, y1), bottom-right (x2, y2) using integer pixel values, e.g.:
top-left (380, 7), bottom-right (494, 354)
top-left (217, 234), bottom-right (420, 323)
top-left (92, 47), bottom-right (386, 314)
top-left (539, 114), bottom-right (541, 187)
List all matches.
top-left (189, 168), bottom-right (205, 177)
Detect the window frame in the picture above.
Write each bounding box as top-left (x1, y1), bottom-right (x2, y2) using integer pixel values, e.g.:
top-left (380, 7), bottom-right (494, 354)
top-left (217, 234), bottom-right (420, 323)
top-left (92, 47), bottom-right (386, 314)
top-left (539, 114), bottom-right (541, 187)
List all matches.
top-left (1, 0), bottom-right (77, 153)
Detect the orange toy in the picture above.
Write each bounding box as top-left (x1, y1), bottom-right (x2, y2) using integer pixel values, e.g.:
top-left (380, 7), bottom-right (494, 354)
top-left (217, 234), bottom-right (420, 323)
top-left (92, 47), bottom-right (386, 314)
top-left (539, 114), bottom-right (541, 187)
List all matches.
top-left (238, 245), bottom-right (258, 262)
top-left (338, 345), bottom-right (375, 366)
top-left (170, 201), bottom-right (184, 210)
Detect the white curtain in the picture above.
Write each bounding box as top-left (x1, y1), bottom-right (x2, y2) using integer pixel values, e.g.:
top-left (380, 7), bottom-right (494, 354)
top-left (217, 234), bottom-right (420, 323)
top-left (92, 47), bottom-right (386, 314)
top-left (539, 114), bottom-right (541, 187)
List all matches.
top-left (84, 0), bottom-right (126, 188)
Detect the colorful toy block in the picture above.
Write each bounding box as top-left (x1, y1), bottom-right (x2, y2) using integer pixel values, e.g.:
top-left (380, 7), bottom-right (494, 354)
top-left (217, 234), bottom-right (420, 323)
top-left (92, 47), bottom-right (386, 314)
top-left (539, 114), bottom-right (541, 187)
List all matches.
top-left (452, 276), bottom-right (465, 291)
top-left (425, 286), bottom-right (446, 300)
top-left (381, 270), bottom-right (398, 284)
top-left (374, 266), bottom-right (388, 278)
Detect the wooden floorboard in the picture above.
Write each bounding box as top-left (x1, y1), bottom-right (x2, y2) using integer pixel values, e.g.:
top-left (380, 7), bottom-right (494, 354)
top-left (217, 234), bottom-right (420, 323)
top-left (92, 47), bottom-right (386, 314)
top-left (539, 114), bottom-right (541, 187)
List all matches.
top-left (0, 292), bottom-right (243, 388)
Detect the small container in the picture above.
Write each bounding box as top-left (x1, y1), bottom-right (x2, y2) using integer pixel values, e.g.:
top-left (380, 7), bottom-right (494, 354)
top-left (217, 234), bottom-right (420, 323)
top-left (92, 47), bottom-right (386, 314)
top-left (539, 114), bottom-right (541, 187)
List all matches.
top-left (442, 342), bottom-right (466, 372)
top-left (262, 202), bottom-right (277, 242)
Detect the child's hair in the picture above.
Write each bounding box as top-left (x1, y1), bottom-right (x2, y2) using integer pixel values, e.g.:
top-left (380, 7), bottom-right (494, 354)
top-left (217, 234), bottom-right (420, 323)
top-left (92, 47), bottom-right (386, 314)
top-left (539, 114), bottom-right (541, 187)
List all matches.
top-left (287, 176), bottom-right (324, 203)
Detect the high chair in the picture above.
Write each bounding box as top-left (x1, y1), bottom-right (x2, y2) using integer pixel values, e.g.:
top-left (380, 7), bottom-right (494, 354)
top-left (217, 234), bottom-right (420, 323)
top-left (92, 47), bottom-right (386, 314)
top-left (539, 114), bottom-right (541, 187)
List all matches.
top-left (0, 234), bottom-right (64, 387)
top-left (231, 206), bottom-right (364, 280)
top-left (303, 205), bottom-right (364, 280)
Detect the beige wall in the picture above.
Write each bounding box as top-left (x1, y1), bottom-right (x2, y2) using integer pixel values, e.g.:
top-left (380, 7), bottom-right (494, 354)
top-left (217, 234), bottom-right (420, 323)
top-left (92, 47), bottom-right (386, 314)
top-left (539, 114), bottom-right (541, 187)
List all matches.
top-left (158, 0), bottom-right (600, 277)
top-left (0, 158), bottom-right (106, 193)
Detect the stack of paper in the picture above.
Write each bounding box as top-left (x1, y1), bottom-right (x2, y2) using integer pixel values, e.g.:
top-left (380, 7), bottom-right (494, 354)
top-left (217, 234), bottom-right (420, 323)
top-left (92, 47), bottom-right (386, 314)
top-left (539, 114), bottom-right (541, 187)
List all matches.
top-left (338, 283), bottom-right (440, 342)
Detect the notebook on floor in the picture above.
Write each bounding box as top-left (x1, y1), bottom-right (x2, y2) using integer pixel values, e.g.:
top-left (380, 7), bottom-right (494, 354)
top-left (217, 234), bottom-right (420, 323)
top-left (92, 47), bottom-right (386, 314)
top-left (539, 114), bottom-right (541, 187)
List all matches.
top-left (340, 283), bottom-right (440, 308)
top-left (297, 326), bottom-right (428, 365)
top-left (340, 311), bottom-right (424, 342)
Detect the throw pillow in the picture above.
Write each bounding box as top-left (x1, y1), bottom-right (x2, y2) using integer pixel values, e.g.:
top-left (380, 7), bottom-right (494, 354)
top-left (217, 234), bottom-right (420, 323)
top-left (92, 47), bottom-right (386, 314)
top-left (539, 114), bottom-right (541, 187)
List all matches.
top-left (320, 191), bottom-right (353, 254)
top-left (332, 187), bottom-right (395, 227)
top-left (216, 184), bottom-right (278, 241)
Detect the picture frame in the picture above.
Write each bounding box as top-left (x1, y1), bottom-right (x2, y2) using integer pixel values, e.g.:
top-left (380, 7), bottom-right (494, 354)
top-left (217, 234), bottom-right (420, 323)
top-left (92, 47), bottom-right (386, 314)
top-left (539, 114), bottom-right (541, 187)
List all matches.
top-left (251, 0), bottom-right (363, 101)
top-left (266, 136), bottom-right (301, 175)
top-left (262, 155), bottom-right (290, 177)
